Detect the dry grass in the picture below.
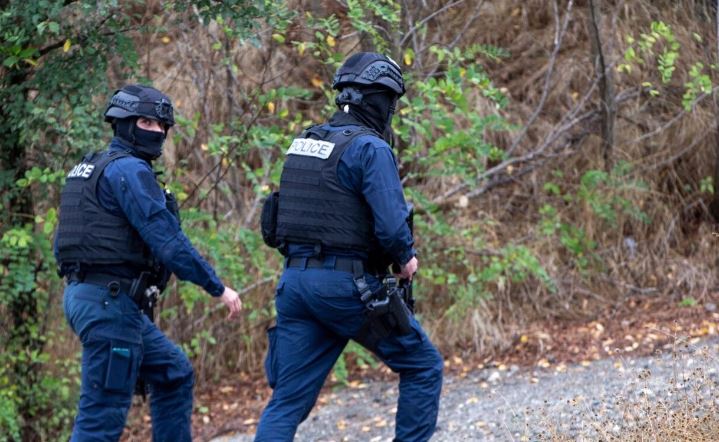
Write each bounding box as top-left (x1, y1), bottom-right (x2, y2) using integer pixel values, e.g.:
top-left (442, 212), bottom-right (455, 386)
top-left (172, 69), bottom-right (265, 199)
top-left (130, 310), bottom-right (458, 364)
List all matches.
top-left (535, 338), bottom-right (719, 441)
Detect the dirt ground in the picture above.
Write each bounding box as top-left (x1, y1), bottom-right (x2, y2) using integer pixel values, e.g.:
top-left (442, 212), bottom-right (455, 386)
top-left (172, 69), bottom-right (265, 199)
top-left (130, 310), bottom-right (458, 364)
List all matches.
top-left (121, 291), bottom-right (719, 441)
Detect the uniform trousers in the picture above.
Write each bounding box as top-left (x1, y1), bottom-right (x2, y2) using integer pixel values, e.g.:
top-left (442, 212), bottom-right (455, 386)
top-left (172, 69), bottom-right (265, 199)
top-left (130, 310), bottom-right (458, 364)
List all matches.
top-left (63, 281), bottom-right (194, 441)
top-left (255, 261), bottom-right (443, 442)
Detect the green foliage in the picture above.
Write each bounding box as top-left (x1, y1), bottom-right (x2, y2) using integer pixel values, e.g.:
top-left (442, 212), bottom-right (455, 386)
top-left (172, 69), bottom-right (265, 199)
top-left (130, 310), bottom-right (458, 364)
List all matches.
top-left (539, 164), bottom-right (649, 273)
top-left (679, 296), bottom-right (698, 307)
top-left (397, 44), bottom-right (512, 187)
top-left (619, 21), bottom-right (714, 107)
top-left (700, 176), bottom-right (714, 195)
top-left (683, 62), bottom-right (712, 111)
top-left (346, 0), bottom-right (400, 54)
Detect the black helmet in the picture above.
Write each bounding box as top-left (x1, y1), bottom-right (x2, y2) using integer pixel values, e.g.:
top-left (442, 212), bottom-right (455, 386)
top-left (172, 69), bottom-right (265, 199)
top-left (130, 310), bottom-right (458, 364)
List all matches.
top-left (332, 52), bottom-right (405, 97)
top-left (104, 84), bottom-right (175, 128)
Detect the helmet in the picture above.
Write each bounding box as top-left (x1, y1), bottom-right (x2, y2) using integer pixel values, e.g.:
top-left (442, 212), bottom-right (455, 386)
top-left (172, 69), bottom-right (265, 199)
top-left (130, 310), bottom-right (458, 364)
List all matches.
top-left (332, 52), bottom-right (405, 97)
top-left (104, 84), bottom-right (175, 128)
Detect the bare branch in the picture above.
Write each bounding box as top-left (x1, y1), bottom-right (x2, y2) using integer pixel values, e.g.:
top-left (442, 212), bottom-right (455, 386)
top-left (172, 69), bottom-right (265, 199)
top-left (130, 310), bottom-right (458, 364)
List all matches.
top-left (505, 0), bottom-right (575, 158)
top-left (399, 0), bottom-right (465, 48)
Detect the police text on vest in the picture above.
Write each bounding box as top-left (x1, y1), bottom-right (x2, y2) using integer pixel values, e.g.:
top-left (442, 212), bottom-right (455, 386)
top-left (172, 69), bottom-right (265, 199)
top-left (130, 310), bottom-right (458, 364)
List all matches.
top-left (67, 163), bottom-right (95, 179)
top-left (286, 138), bottom-right (335, 160)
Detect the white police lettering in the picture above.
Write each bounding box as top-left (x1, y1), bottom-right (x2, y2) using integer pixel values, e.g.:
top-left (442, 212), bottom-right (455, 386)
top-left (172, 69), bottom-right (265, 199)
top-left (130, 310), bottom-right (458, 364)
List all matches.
top-left (286, 138), bottom-right (335, 160)
top-left (67, 163), bottom-right (95, 179)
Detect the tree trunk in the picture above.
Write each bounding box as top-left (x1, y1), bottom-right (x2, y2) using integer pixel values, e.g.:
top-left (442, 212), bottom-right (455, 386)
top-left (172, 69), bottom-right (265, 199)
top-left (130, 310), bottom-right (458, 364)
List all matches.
top-left (588, 0), bottom-right (616, 172)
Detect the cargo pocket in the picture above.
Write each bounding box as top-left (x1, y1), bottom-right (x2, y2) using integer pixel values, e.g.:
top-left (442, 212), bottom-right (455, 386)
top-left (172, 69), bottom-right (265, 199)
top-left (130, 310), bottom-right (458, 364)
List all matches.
top-left (264, 326), bottom-right (278, 389)
top-left (104, 343), bottom-right (133, 391)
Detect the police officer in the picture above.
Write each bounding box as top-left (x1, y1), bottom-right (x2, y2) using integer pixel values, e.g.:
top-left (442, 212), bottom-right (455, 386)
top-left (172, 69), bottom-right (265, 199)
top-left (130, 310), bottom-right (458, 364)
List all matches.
top-left (255, 53), bottom-right (443, 441)
top-left (55, 84), bottom-right (242, 441)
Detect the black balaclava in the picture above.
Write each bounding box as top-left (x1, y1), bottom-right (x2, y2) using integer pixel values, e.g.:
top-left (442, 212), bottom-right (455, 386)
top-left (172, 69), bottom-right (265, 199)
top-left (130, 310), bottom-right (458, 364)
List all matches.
top-left (114, 117), bottom-right (166, 161)
top-left (347, 88), bottom-right (397, 136)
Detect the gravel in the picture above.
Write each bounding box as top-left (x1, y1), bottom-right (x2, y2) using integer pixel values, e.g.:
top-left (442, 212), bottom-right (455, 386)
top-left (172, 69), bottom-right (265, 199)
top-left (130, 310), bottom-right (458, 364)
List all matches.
top-left (212, 337), bottom-right (719, 442)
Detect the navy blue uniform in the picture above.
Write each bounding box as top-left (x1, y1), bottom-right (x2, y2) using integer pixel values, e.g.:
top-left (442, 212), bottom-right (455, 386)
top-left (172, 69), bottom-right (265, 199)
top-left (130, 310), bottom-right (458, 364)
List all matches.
top-left (255, 124), bottom-right (443, 441)
top-left (58, 137), bottom-right (224, 441)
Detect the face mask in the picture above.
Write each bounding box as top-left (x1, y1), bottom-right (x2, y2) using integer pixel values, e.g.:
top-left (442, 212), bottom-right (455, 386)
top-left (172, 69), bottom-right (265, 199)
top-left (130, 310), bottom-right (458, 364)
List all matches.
top-left (114, 118), bottom-right (166, 161)
top-left (133, 126), bottom-right (166, 160)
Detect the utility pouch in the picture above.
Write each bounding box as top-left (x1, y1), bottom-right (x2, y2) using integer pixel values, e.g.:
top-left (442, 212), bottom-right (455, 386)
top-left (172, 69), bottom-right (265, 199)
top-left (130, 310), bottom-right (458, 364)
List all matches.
top-left (261, 191), bottom-right (281, 248)
top-left (105, 345), bottom-right (132, 391)
top-left (264, 326), bottom-right (279, 389)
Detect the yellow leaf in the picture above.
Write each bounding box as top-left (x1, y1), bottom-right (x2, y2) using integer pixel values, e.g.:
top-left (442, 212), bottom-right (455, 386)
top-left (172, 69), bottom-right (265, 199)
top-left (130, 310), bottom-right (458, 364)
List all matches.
top-left (310, 77), bottom-right (323, 88)
top-left (23, 59), bottom-right (37, 66)
top-left (336, 419), bottom-right (347, 430)
top-left (520, 334), bottom-right (528, 343)
top-left (297, 42), bottom-right (306, 56)
top-left (63, 39), bottom-right (71, 53)
top-left (267, 102), bottom-right (275, 113)
top-left (221, 158), bottom-right (229, 168)
top-left (403, 52), bottom-right (412, 66)
top-left (326, 35), bottom-right (336, 47)
top-left (200, 143), bottom-right (208, 151)
top-left (161, 36), bottom-right (171, 44)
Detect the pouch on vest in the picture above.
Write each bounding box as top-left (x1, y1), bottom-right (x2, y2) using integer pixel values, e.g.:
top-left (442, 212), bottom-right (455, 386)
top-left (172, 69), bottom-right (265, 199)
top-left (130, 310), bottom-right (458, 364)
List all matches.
top-left (261, 191), bottom-right (281, 249)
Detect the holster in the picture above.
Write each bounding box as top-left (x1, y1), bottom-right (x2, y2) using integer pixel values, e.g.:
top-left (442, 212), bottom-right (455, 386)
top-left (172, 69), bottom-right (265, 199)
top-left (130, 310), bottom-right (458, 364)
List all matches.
top-left (129, 271), bottom-right (160, 400)
top-left (354, 276), bottom-right (414, 351)
top-left (129, 271), bottom-right (160, 318)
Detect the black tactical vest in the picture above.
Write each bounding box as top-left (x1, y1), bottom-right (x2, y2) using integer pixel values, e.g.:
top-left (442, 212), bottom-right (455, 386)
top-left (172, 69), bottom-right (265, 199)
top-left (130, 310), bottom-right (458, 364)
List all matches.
top-left (276, 125), bottom-right (381, 251)
top-left (55, 150), bottom-right (154, 273)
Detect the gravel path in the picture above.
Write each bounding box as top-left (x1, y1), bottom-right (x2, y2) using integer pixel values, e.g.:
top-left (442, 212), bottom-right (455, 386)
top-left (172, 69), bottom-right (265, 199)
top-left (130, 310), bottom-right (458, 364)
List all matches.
top-left (212, 337), bottom-right (719, 441)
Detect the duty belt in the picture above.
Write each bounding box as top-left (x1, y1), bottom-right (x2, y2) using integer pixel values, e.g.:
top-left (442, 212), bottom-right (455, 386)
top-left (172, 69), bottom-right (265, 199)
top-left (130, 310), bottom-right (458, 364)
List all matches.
top-left (285, 256), bottom-right (374, 301)
top-left (66, 271), bottom-right (158, 315)
top-left (66, 272), bottom-right (134, 297)
top-left (285, 256), bottom-right (367, 273)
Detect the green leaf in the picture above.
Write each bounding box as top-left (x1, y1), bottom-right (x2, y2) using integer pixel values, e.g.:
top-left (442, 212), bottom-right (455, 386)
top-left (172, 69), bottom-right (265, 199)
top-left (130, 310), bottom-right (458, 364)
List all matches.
top-left (3, 56), bottom-right (19, 67)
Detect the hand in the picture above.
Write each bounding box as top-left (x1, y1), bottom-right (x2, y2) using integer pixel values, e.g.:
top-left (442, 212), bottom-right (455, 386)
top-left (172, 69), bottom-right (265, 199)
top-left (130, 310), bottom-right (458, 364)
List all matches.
top-left (397, 256), bottom-right (418, 281)
top-left (220, 287), bottom-right (242, 319)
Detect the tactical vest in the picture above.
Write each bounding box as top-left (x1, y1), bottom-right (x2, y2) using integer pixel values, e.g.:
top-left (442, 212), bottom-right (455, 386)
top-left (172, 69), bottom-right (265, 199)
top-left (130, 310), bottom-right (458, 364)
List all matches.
top-left (276, 125), bottom-right (383, 252)
top-left (55, 150), bottom-right (154, 272)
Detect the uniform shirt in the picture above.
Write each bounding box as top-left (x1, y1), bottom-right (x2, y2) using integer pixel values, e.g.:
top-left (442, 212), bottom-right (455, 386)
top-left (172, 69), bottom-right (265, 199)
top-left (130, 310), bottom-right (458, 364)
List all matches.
top-left (287, 124), bottom-right (416, 266)
top-left (55, 138), bottom-right (225, 297)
